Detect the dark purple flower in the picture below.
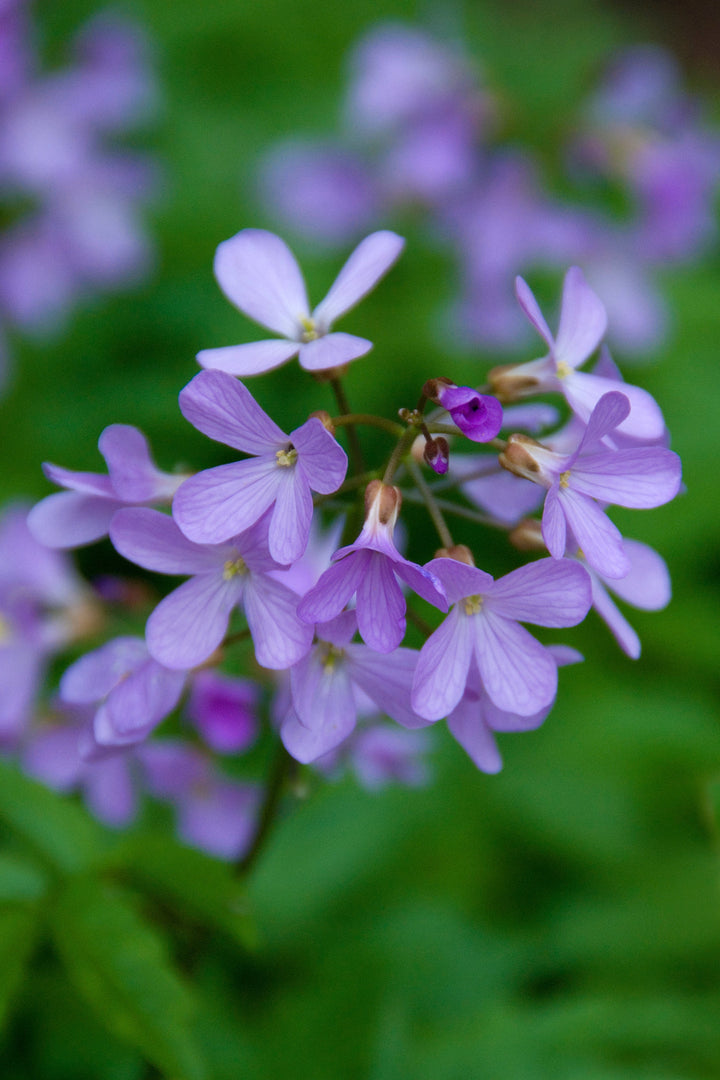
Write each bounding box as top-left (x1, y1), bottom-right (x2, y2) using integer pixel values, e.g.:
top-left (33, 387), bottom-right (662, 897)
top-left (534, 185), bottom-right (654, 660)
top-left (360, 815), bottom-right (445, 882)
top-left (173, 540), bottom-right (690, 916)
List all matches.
top-left (186, 670), bottom-right (259, 754)
top-left (173, 370), bottom-right (347, 563)
top-left (435, 382), bottom-right (503, 443)
top-left (197, 228), bottom-right (404, 377)
top-left (297, 482), bottom-right (447, 654)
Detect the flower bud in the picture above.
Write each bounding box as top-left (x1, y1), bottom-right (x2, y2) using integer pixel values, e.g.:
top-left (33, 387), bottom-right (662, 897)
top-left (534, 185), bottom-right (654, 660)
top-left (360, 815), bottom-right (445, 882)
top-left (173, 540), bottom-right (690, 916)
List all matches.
top-left (309, 409), bottom-right (335, 435)
top-left (508, 518), bottom-right (546, 552)
top-left (422, 377), bottom-right (454, 403)
top-left (488, 363), bottom-right (541, 402)
top-left (423, 436), bottom-right (449, 475)
top-left (435, 543), bottom-right (475, 565)
top-left (498, 434), bottom-right (543, 481)
top-left (364, 480), bottom-right (402, 528)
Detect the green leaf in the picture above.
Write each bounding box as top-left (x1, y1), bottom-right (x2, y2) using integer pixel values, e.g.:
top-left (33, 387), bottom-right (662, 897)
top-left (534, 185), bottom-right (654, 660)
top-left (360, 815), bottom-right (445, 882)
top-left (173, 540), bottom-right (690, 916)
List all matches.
top-left (0, 760), bottom-right (106, 874)
top-left (117, 831), bottom-right (257, 949)
top-left (50, 876), bottom-right (208, 1080)
top-left (0, 851), bottom-right (49, 903)
top-left (0, 904), bottom-right (42, 1028)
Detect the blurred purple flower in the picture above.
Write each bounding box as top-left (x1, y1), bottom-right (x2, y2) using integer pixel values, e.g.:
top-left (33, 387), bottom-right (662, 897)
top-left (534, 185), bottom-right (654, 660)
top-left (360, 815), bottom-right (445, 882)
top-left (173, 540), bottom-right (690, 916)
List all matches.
top-left (187, 669), bottom-right (259, 754)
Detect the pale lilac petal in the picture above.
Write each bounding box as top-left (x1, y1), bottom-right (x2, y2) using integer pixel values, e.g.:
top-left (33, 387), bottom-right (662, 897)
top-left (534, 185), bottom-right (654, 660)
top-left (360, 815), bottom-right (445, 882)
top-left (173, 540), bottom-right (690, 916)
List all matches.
top-left (486, 558), bottom-right (591, 627)
top-left (317, 610), bottom-right (358, 648)
top-left (281, 708), bottom-right (355, 763)
top-left (347, 646), bottom-right (425, 729)
top-left (473, 611), bottom-right (557, 716)
top-left (94, 703), bottom-right (155, 748)
top-left (563, 371), bottom-right (665, 440)
top-left (312, 230), bottom-right (405, 325)
top-left (590, 575), bottom-right (641, 659)
top-left (23, 726), bottom-right (84, 791)
top-left (484, 694), bottom-right (553, 733)
top-left (244, 576), bottom-right (313, 669)
top-left (424, 557), bottom-right (494, 606)
top-left (146, 574), bottom-right (239, 670)
top-left (110, 507), bottom-right (224, 574)
top-left (0, 644), bottom-right (43, 739)
top-left (179, 370), bottom-right (286, 453)
top-left (558, 488), bottom-right (629, 579)
top-left (462, 467), bottom-right (544, 525)
top-left (515, 275), bottom-right (554, 351)
top-left (554, 266), bottom-right (607, 369)
top-left (291, 417), bottom-right (348, 494)
top-left (570, 447), bottom-right (681, 508)
top-left (99, 424), bottom-right (164, 502)
top-left (197, 339), bottom-right (300, 376)
top-left (501, 402), bottom-right (560, 433)
top-left (83, 756), bottom-right (138, 828)
top-left (269, 470), bottom-right (313, 564)
top-left (297, 552), bottom-right (369, 626)
top-left (541, 486), bottom-right (567, 559)
top-left (546, 644), bottom-right (584, 667)
top-left (298, 332), bottom-right (372, 372)
top-left (41, 464), bottom-right (116, 498)
top-left (356, 554), bottom-right (407, 652)
top-left (607, 539), bottom-right (670, 609)
top-left (60, 637), bottom-right (148, 704)
top-left (290, 650), bottom-right (356, 732)
top-left (394, 559), bottom-right (448, 612)
top-left (447, 699), bottom-right (503, 773)
top-left (412, 606), bottom-right (473, 721)
top-left (28, 492), bottom-right (120, 548)
top-left (106, 660), bottom-right (185, 737)
top-left (575, 390), bottom-right (630, 451)
top-left (177, 782), bottom-right (258, 860)
top-left (213, 229), bottom-right (309, 338)
top-left (172, 459), bottom-right (281, 545)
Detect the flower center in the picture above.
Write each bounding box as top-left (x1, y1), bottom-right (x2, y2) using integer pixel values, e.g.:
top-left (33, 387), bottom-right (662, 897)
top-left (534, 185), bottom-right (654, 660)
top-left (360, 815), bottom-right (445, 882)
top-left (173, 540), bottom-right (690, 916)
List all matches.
top-left (318, 641), bottom-right (345, 671)
top-left (300, 316), bottom-right (319, 343)
top-left (223, 556), bottom-right (247, 580)
top-left (276, 446), bottom-right (298, 468)
top-left (463, 594), bottom-right (484, 615)
top-left (559, 470), bottom-right (571, 489)
top-left (555, 360), bottom-right (572, 379)
top-left (0, 613), bottom-right (12, 644)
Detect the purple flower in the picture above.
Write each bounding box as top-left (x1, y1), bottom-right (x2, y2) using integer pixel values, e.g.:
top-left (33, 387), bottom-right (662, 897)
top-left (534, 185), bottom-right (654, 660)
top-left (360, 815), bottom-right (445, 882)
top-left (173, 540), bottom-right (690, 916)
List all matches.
top-left (582, 538), bottom-right (671, 658)
top-left (60, 636), bottom-right (186, 749)
top-left (28, 424), bottom-right (184, 549)
top-left (434, 382), bottom-right (503, 443)
top-left (297, 482), bottom-right (447, 653)
top-left (109, 508), bottom-right (313, 671)
top-left (280, 609), bottom-right (426, 763)
top-left (500, 391), bottom-right (682, 578)
top-left (172, 370), bottom-right (347, 563)
top-left (186, 670), bottom-right (259, 754)
top-left (490, 267), bottom-right (665, 440)
top-left (139, 740), bottom-right (259, 861)
top-left (412, 555), bottom-right (591, 720)
top-left (446, 644), bottom-right (583, 772)
top-left (196, 228), bottom-right (404, 377)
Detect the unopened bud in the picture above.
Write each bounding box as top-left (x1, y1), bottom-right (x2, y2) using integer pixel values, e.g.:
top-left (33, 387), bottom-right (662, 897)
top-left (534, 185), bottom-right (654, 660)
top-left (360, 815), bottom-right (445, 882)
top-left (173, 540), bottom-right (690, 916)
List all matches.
top-left (311, 364), bottom-right (350, 383)
top-left (422, 377), bottom-right (454, 404)
top-left (435, 543), bottom-right (475, 565)
top-left (364, 479), bottom-right (402, 526)
top-left (488, 363), bottom-right (540, 402)
top-left (508, 518), bottom-right (546, 552)
top-left (498, 433), bottom-right (543, 481)
top-left (423, 436), bottom-right (449, 475)
top-left (309, 409), bottom-right (335, 435)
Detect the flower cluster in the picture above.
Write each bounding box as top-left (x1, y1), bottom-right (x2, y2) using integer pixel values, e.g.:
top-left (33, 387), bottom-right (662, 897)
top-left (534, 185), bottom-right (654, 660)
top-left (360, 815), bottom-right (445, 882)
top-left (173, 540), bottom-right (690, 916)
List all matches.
top-left (257, 23), bottom-right (720, 357)
top-left (4, 221), bottom-right (680, 865)
top-left (0, 2), bottom-right (158, 391)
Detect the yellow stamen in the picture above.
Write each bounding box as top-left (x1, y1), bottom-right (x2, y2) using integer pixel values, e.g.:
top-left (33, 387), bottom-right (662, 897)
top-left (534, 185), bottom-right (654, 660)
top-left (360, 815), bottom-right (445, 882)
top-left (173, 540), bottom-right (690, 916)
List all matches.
top-left (223, 556), bottom-right (247, 580)
top-left (318, 641), bottom-right (345, 671)
top-left (463, 595), bottom-right (484, 616)
top-left (300, 316), bottom-right (318, 342)
top-left (276, 446), bottom-right (298, 468)
top-left (559, 470), bottom-right (571, 489)
top-left (555, 360), bottom-right (572, 379)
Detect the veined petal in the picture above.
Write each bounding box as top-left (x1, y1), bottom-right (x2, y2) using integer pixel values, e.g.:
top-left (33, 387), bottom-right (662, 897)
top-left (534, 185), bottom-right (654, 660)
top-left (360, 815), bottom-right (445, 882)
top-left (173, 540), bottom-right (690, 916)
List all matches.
top-left (172, 458), bottom-right (281, 545)
top-left (554, 266), bottom-right (607, 369)
top-left (473, 610), bottom-right (558, 717)
top-left (197, 339), bottom-right (300, 377)
top-left (487, 558), bottom-right (591, 627)
top-left (575, 390), bottom-right (631, 452)
top-left (312, 230), bottom-right (405, 325)
top-left (213, 228), bottom-right (309, 338)
top-left (269, 470), bottom-right (313, 565)
top-left (60, 637), bottom-right (148, 704)
top-left (179, 370), bottom-right (287, 453)
top-left (348, 645), bottom-right (426, 729)
top-left (570, 447), bottom-right (681, 508)
top-left (590, 574), bottom-right (641, 659)
top-left (424, 557), bottom-right (493, 607)
top-left (412, 606), bottom-right (472, 721)
top-left (110, 507), bottom-right (224, 575)
top-left (298, 332), bottom-right (372, 372)
top-left (563, 371), bottom-right (665, 440)
top-left (394, 559), bottom-right (448, 611)
top-left (99, 424), bottom-right (164, 502)
top-left (515, 275), bottom-right (554, 351)
top-left (558, 487), bottom-right (629, 579)
top-left (447, 698), bottom-right (503, 773)
top-left (243, 575), bottom-right (313, 669)
top-left (41, 463), bottom-right (115, 498)
top-left (28, 492), bottom-right (120, 548)
top-left (147, 574), bottom-right (239, 669)
top-left (541, 485), bottom-right (567, 559)
top-left (291, 417), bottom-right (348, 494)
top-left (106, 660), bottom-right (185, 737)
top-left (281, 708), bottom-right (355, 763)
top-left (356, 553), bottom-right (406, 652)
top-left (297, 551), bottom-right (369, 626)
top-left (606, 539), bottom-right (670, 610)
top-left (290, 649), bottom-right (355, 732)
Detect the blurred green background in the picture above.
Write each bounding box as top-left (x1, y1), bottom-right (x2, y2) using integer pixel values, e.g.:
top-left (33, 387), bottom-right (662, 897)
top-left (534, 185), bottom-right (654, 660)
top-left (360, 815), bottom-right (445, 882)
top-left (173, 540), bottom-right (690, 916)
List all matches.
top-left (1, 0), bottom-right (720, 1077)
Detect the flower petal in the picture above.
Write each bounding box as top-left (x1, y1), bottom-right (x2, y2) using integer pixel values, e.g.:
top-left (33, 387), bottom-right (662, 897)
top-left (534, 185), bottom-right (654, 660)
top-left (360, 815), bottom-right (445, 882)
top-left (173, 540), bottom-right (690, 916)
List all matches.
top-left (106, 660), bottom-right (185, 737)
top-left (563, 371), bottom-right (666, 440)
top-left (515, 275), bottom-right (554, 352)
top-left (447, 698), bottom-right (503, 773)
top-left (606, 539), bottom-right (670, 610)
top-left (554, 266), bottom-right (607, 369)
top-left (298, 332), bottom-right (372, 372)
top-left (197, 339), bottom-right (300, 377)
top-left (590, 574), bottom-right (641, 659)
top-left (412, 606), bottom-right (473, 721)
top-left (28, 492), bottom-right (121, 549)
top-left (179, 369), bottom-right (287, 453)
top-left (557, 487), bottom-right (629, 579)
top-left (297, 551), bottom-right (369, 627)
top-left (347, 645), bottom-right (426, 729)
top-left (290, 650), bottom-right (355, 732)
top-left (541, 485), bottom-right (567, 559)
top-left (172, 459), bottom-right (281, 546)
top-left (99, 424), bottom-right (166, 502)
top-left (60, 637), bottom-right (148, 704)
top-left (269, 469), bottom-right (313, 565)
top-left (291, 417), bottom-right (348, 494)
top-left (356, 553), bottom-right (407, 652)
top-left (281, 708), bottom-right (355, 763)
top-left (312, 230), bottom-right (405, 325)
top-left (243, 575), bottom-right (314, 669)
top-left (147, 574), bottom-right (239, 669)
top-left (110, 507), bottom-right (224, 574)
top-left (486, 558), bottom-right (591, 627)
top-left (570, 447), bottom-right (681, 508)
top-left (213, 228), bottom-right (309, 338)
top-left (473, 611), bottom-right (558, 716)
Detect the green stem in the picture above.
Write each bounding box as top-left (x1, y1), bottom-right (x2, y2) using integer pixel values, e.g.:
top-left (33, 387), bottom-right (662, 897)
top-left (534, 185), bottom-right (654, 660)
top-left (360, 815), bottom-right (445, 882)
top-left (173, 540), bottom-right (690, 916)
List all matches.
top-left (406, 458), bottom-right (454, 549)
top-left (329, 377), bottom-right (364, 474)
top-left (238, 742), bottom-right (296, 875)
top-left (332, 413), bottom-right (405, 438)
top-left (400, 489), bottom-right (501, 529)
top-left (382, 426), bottom-right (419, 485)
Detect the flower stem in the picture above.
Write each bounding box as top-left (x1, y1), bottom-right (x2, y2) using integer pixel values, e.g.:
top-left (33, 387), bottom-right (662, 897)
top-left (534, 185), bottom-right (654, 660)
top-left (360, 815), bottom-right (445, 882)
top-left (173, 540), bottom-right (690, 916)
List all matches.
top-left (406, 458), bottom-right (454, 548)
top-left (332, 413), bottom-right (405, 438)
top-left (329, 376), bottom-right (364, 474)
top-left (382, 426), bottom-right (419, 485)
top-left (238, 741), bottom-right (296, 876)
